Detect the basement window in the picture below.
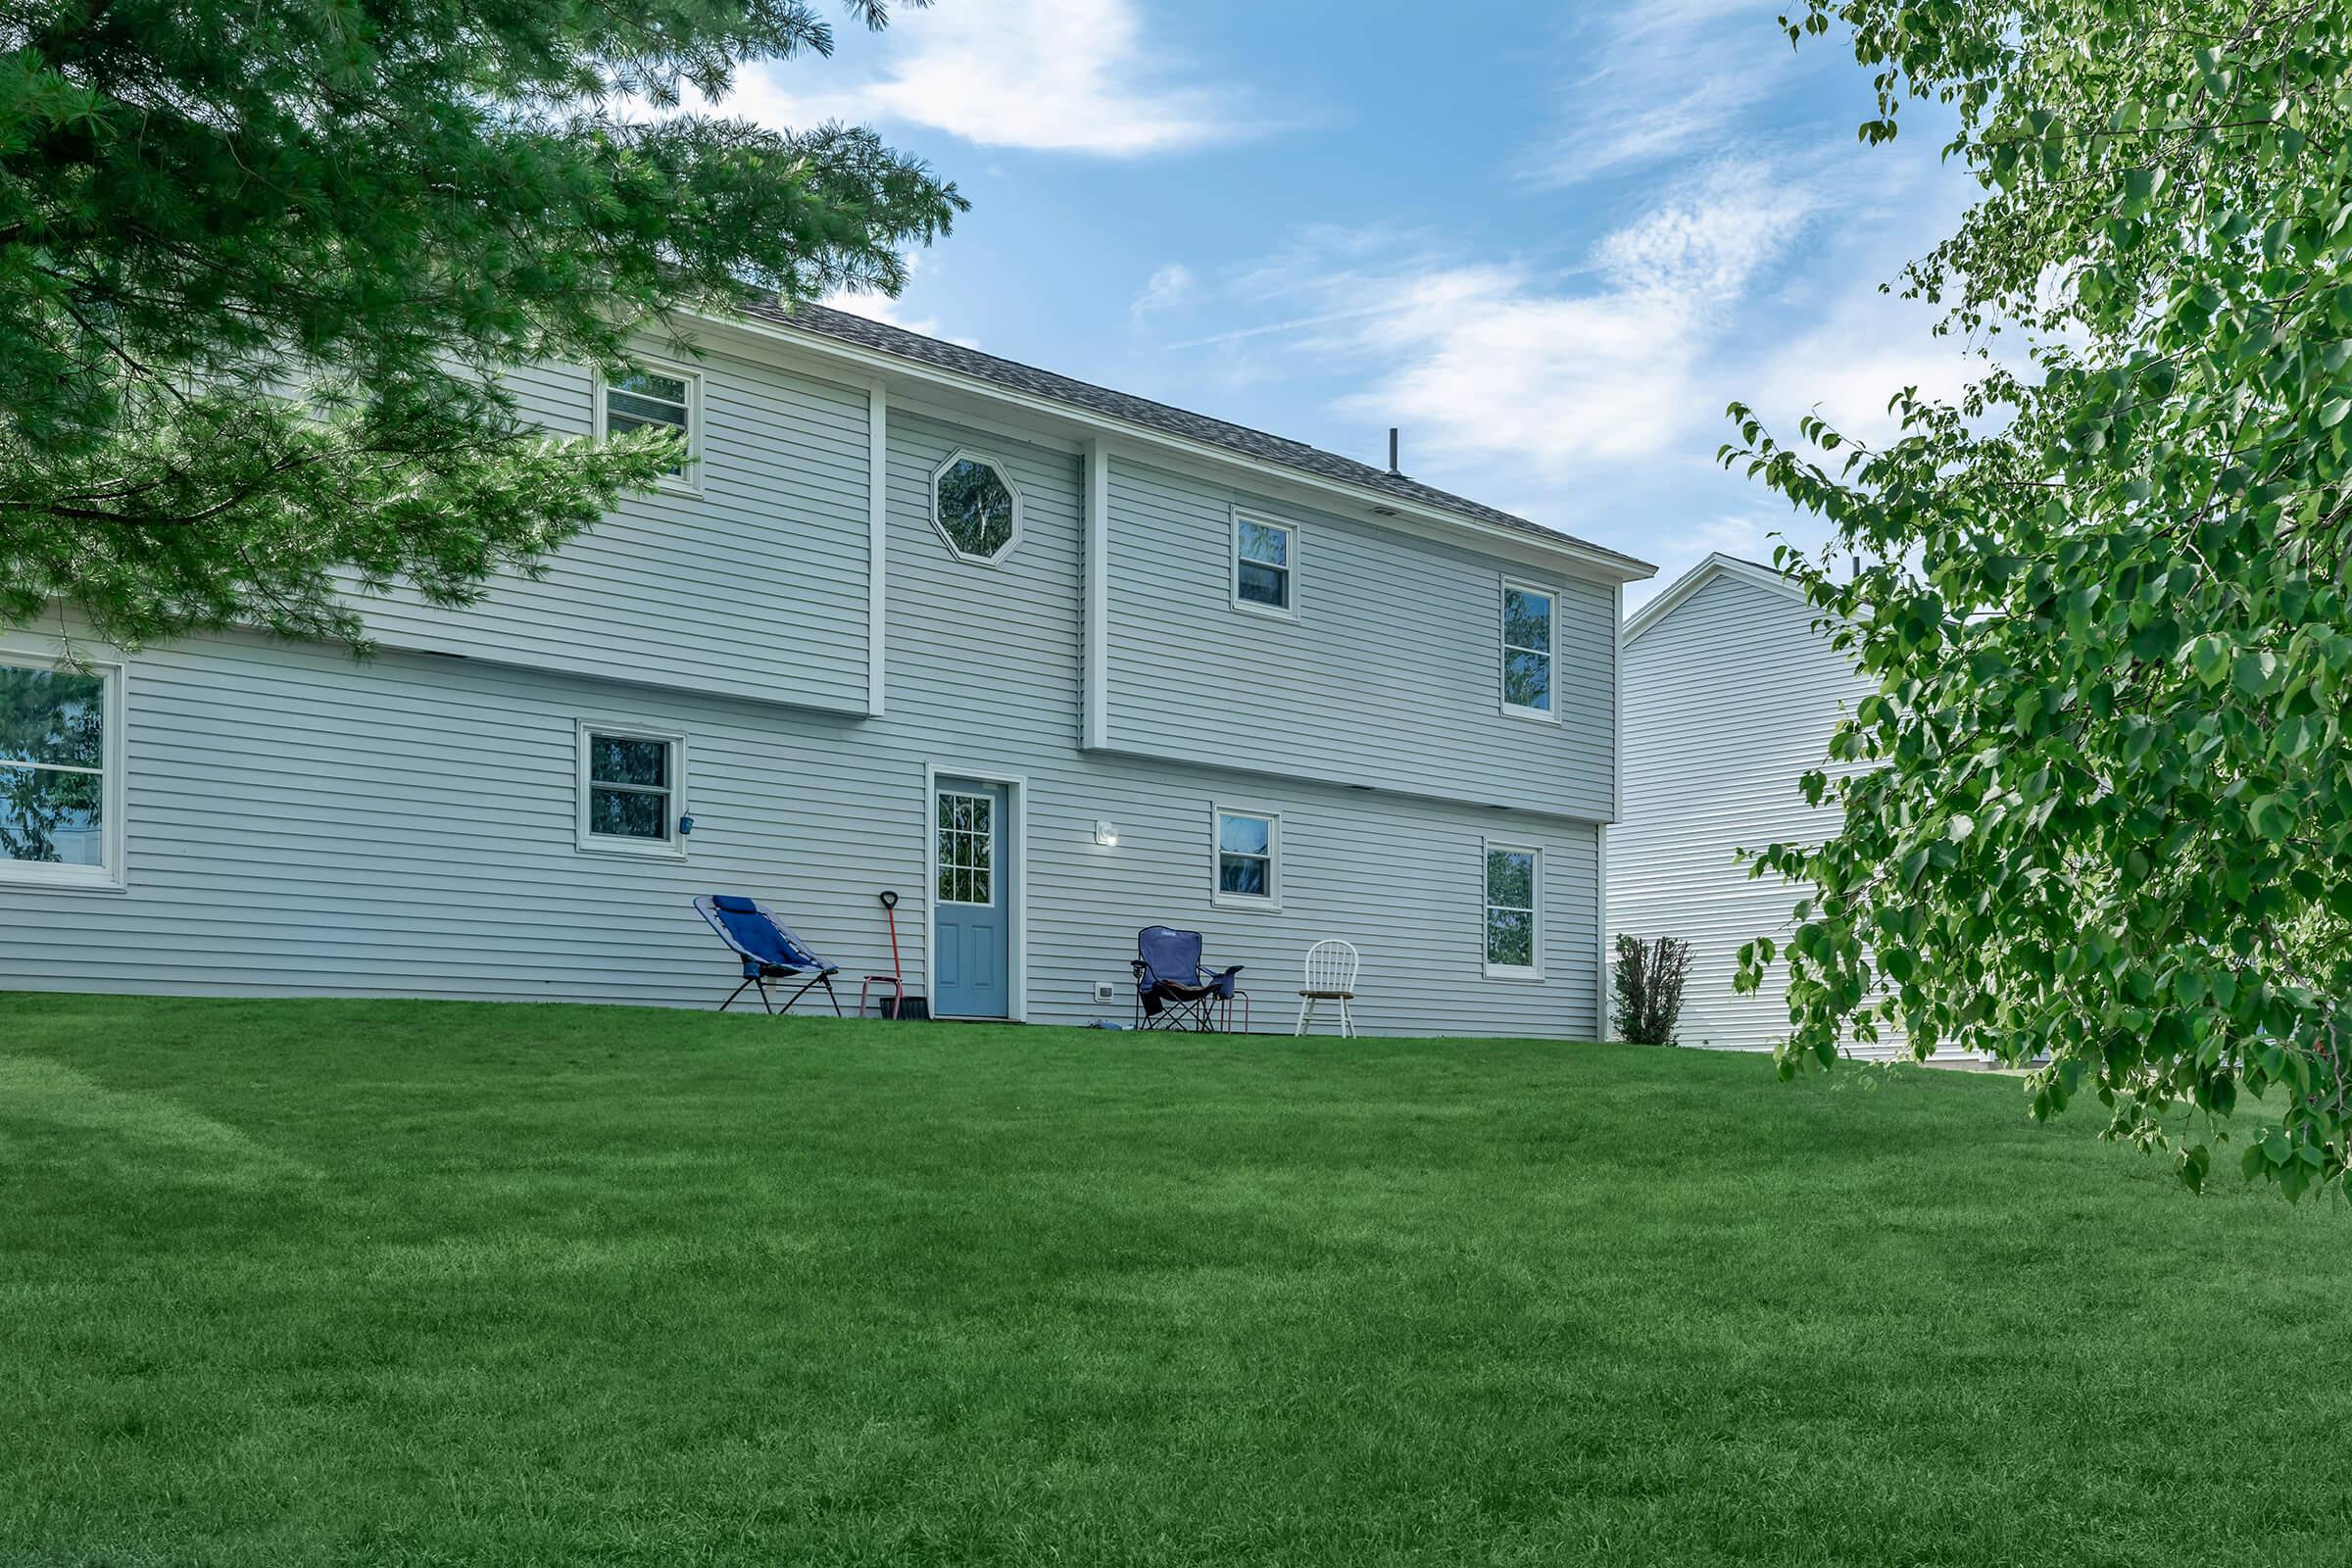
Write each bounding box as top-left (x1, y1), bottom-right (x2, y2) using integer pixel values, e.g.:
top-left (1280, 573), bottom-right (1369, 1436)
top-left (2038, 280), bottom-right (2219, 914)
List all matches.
top-left (577, 722), bottom-right (686, 856)
top-left (0, 649), bottom-right (123, 890)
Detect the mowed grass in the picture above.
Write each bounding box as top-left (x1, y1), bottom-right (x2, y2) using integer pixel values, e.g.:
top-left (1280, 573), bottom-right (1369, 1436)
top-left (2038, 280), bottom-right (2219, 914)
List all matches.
top-left (1, 996), bottom-right (2346, 1567)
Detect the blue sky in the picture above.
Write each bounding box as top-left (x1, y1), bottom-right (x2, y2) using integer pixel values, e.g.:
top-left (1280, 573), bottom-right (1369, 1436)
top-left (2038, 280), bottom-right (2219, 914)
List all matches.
top-left (728, 0), bottom-right (1980, 604)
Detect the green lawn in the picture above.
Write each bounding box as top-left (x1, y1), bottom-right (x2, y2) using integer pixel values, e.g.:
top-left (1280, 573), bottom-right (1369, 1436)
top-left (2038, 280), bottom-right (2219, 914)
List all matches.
top-left (2, 996), bottom-right (2345, 1566)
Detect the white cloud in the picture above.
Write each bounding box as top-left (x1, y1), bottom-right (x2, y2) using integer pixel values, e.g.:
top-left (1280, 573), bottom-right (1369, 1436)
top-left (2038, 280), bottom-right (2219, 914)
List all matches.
top-left (821, 257), bottom-right (975, 346)
top-left (720, 0), bottom-right (1255, 158)
top-left (1130, 163), bottom-right (1880, 569)
top-left (1130, 263), bottom-right (1197, 319)
top-left (1217, 167), bottom-right (1829, 475)
top-left (1529, 1), bottom-right (1801, 183)
top-left (823, 282), bottom-right (950, 340)
top-left (1736, 163), bottom-right (1993, 449)
top-left (1623, 513), bottom-right (1796, 611)
top-left (1746, 326), bottom-right (1985, 449)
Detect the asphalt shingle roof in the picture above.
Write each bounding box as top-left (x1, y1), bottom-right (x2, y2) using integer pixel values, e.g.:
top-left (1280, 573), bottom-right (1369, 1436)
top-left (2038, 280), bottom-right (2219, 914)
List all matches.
top-left (743, 300), bottom-right (1652, 577)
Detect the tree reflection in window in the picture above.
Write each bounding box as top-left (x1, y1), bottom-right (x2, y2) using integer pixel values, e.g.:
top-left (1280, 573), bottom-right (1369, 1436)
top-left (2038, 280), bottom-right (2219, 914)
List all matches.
top-left (932, 454), bottom-right (1018, 562)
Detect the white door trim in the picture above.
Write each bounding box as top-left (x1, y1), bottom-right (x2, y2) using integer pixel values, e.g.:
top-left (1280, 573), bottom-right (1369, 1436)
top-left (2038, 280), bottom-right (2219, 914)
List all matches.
top-left (921, 761), bottom-right (1029, 1021)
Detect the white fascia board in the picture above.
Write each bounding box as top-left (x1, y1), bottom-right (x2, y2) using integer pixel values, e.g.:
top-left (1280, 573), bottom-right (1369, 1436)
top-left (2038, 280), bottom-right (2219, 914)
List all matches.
top-left (1621, 553), bottom-right (1810, 648)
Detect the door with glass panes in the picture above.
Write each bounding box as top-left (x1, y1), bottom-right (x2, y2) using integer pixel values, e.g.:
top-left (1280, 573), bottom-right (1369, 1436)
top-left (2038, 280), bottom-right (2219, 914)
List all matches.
top-left (933, 779), bottom-right (1009, 1017)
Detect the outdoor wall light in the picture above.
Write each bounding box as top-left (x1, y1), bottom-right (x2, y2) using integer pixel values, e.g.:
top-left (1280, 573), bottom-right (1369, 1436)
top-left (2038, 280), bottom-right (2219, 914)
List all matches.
top-left (1095, 819), bottom-right (1118, 848)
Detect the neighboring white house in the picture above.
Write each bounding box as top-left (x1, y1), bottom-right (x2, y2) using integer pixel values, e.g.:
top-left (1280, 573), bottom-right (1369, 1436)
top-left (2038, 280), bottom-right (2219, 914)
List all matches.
top-left (1605, 553), bottom-right (1900, 1056)
top-left (0, 303), bottom-right (1654, 1034)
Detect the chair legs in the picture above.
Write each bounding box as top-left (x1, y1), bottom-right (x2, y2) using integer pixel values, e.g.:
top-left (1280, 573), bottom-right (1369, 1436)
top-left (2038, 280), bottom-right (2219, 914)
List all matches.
top-left (1141, 990), bottom-right (1230, 1032)
top-left (721, 971), bottom-right (841, 1016)
top-left (1295, 996), bottom-right (1357, 1038)
top-left (782, 972), bottom-right (842, 1016)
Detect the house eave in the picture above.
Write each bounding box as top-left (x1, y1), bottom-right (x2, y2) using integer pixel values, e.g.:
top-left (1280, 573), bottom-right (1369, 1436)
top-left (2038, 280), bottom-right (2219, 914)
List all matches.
top-left (684, 309), bottom-right (1657, 590)
top-left (1622, 553), bottom-right (1809, 647)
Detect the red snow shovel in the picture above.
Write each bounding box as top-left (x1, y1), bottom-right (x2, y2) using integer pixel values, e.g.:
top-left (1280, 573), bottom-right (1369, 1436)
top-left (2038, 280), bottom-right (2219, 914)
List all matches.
top-left (859, 891), bottom-right (926, 1019)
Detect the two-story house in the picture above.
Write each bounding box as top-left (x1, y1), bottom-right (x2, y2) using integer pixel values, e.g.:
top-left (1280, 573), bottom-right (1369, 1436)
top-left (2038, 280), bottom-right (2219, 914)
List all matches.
top-left (0, 304), bottom-right (1653, 1036)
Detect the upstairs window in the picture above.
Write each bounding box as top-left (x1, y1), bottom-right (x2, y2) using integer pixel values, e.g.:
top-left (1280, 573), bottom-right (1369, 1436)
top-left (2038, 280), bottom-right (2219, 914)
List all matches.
top-left (1500, 580), bottom-right (1555, 718)
top-left (1212, 807), bottom-right (1280, 907)
top-left (577, 722), bottom-right (685, 856)
top-left (597, 366), bottom-right (700, 489)
top-left (932, 450), bottom-right (1021, 564)
top-left (0, 652), bottom-right (122, 889)
top-left (1232, 514), bottom-right (1297, 616)
top-left (1483, 842), bottom-right (1542, 979)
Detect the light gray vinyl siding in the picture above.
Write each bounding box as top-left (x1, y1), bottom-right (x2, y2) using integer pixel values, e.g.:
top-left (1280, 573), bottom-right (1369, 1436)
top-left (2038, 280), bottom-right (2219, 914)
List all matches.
top-left (350, 348), bottom-right (875, 713)
top-left (1102, 459), bottom-right (1616, 821)
top-left (2, 398), bottom-right (1604, 1039)
top-left (1605, 568), bottom-right (1903, 1055)
top-left (0, 629), bottom-right (1595, 1037)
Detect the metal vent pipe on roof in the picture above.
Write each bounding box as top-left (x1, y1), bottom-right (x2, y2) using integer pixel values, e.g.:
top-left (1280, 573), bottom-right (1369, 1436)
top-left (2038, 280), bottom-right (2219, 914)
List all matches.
top-left (1388, 427), bottom-right (1399, 474)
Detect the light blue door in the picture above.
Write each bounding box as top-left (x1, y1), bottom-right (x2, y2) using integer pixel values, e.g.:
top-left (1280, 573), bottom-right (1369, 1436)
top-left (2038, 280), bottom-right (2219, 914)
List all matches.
top-left (934, 779), bottom-right (1009, 1018)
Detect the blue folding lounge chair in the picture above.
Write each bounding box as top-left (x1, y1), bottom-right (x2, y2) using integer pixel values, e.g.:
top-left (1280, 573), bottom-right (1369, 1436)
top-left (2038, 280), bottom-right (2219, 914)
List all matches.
top-left (1132, 925), bottom-right (1244, 1032)
top-left (694, 895), bottom-right (844, 1015)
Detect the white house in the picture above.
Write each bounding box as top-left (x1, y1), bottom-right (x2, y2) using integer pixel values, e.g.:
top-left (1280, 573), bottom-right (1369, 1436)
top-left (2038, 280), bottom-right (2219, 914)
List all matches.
top-left (1, 303), bottom-right (1654, 1035)
top-left (1604, 553), bottom-right (1899, 1055)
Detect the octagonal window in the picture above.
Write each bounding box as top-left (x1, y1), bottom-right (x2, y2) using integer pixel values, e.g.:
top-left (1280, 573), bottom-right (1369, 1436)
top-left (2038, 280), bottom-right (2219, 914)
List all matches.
top-left (932, 451), bottom-right (1020, 564)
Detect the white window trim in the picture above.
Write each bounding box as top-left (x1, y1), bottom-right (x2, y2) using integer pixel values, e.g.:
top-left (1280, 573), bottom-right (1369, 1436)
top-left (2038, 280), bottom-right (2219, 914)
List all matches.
top-left (1229, 509), bottom-right (1300, 621)
top-left (591, 361), bottom-right (704, 495)
top-left (929, 448), bottom-right (1023, 566)
top-left (0, 638), bottom-right (126, 893)
top-left (1499, 576), bottom-right (1558, 723)
top-left (574, 719), bottom-right (687, 858)
top-left (1482, 837), bottom-right (1544, 981)
top-left (1210, 804), bottom-right (1282, 911)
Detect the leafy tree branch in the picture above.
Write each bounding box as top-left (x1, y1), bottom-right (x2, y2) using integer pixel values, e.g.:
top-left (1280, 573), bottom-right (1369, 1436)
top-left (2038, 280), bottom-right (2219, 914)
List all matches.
top-left (0, 0), bottom-right (964, 648)
top-left (1733, 0), bottom-right (2352, 1199)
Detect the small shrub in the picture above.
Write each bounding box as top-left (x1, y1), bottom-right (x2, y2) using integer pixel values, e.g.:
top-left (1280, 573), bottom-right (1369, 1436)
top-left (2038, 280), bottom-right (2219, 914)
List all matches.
top-left (1612, 934), bottom-right (1692, 1045)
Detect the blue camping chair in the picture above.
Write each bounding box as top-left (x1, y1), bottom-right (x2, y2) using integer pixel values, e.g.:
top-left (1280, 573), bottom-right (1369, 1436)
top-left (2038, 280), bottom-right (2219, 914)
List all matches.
top-left (694, 895), bottom-right (844, 1015)
top-left (1132, 925), bottom-right (1244, 1032)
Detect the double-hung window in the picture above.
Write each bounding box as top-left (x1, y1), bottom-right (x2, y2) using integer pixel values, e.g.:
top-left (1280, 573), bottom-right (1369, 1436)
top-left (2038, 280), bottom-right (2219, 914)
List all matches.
top-left (1500, 580), bottom-right (1555, 718)
top-left (1212, 807), bottom-right (1280, 907)
top-left (1482, 841), bottom-right (1542, 979)
top-left (0, 650), bottom-right (123, 889)
top-left (597, 366), bottom-right (700, 489)
top-left (1232, 514), bottom-right (1298, 617)
top-left (577, 722), bottom-right (685, 856)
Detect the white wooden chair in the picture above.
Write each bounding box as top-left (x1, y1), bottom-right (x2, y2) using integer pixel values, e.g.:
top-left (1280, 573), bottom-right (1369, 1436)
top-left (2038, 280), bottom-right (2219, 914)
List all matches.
top-left (1295, 940), bottom-right (1360, 1038)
